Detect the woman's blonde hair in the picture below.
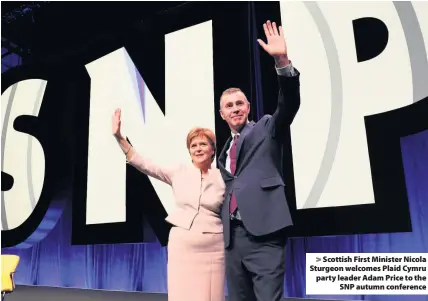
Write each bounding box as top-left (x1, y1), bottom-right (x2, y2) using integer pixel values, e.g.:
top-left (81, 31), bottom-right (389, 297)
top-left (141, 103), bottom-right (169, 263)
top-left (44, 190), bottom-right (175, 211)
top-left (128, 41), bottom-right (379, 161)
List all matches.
top-left (186, 127), bottom-right (216, 162)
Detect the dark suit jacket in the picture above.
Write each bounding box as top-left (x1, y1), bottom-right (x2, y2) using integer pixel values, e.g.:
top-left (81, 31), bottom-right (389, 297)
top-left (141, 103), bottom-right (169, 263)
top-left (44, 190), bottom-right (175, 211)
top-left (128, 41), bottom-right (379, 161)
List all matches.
top-left (218, 72), bottom-right (301, 248)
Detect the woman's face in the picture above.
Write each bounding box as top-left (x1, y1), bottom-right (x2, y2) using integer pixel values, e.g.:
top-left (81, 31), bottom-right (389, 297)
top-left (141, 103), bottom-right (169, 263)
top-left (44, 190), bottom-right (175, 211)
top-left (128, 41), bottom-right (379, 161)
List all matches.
top-left (189, 136), bottom-right (214, 166)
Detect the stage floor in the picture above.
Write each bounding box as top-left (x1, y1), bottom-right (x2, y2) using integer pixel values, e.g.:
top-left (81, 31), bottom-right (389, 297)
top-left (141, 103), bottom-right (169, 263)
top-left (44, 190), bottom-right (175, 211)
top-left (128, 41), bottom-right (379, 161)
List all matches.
top-left (6, 285), bottom-right (339, 301)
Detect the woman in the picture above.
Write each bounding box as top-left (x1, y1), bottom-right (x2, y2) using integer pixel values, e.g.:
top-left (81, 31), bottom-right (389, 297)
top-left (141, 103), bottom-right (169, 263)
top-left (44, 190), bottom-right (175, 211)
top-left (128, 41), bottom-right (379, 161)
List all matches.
top-left (112, 108), bottom-right (226, 301)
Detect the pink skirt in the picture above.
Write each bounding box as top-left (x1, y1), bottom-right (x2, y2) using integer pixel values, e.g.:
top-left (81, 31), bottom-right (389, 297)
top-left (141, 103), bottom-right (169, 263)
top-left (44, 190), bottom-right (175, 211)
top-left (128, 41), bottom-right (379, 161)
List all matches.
top-left (167, 226), bottom-right (225, 301)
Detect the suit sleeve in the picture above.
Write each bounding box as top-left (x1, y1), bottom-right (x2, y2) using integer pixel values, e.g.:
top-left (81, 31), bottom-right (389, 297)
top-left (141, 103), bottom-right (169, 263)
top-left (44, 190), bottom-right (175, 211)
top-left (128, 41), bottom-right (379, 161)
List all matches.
top-left (127, 150), bottom-right (178, 185)
top-left (269, 63), bottom-right (301, 140)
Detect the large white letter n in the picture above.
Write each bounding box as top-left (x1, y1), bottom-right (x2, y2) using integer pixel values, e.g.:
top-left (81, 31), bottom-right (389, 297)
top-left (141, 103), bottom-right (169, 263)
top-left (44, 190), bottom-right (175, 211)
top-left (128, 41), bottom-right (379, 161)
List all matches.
top-left (84, 21), bottom-right (215, 226)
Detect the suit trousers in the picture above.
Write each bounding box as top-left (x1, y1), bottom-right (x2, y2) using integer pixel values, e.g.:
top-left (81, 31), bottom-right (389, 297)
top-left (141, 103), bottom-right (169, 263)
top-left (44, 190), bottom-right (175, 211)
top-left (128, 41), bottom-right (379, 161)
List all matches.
top-left (226, 220), bottom-right (287, 301)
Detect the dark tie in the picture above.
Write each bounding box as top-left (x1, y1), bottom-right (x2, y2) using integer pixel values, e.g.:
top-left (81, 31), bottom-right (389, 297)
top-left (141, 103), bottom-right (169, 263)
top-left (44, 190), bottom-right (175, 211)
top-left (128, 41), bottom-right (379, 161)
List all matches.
top-left (229, 135), bottom-right (239, 213)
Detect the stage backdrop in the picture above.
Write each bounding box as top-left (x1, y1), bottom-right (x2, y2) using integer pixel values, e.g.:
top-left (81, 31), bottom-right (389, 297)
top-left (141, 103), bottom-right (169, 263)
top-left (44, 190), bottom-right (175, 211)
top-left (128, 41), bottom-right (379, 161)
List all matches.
top-left (2, 2), bottom-right (428, 301)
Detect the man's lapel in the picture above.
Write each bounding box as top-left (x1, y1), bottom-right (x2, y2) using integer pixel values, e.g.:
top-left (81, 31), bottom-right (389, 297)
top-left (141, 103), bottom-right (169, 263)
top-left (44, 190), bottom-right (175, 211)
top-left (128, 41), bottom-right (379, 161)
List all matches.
top-left (218, 136), bottom-right (232, 175)
top-left (236, 121), bottom-right (255, 166)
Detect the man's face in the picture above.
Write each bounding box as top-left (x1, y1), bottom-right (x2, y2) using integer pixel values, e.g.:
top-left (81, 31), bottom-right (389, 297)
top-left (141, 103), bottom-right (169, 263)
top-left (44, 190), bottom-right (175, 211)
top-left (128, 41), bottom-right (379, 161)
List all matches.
top-left (219, 91), bottom-right (250, 133)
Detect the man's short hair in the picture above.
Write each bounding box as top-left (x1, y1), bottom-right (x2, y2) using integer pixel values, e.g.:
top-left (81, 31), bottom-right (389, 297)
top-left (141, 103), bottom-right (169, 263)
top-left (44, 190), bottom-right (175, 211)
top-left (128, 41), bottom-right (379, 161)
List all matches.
top-left (221, 87), bottom-right (243, 97)
top-left (220, 88), bottom-right (248, 103)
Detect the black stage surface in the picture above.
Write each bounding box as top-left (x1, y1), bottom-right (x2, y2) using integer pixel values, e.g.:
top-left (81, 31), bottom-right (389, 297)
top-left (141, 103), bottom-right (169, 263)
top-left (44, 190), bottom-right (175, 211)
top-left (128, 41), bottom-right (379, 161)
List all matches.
top-left (6, 285), bottom-right (345, 301)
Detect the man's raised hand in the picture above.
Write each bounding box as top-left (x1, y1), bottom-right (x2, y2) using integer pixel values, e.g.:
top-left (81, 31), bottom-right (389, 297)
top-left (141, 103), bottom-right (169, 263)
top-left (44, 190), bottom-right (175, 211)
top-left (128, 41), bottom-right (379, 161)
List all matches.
top-left (257, 20), bottom-right (289, 68)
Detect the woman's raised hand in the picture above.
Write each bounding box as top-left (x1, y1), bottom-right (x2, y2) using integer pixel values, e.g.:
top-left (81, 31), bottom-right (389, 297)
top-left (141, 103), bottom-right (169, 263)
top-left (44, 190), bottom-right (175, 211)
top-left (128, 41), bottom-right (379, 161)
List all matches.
top-left (112, 108), bottom-right (123, 140)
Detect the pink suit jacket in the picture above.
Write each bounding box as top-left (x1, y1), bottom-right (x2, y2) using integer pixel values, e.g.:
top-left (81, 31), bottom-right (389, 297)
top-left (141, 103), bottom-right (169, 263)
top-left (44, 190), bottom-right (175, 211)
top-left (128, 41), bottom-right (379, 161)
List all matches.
top-left (128, 151), bottom-right (226, 234)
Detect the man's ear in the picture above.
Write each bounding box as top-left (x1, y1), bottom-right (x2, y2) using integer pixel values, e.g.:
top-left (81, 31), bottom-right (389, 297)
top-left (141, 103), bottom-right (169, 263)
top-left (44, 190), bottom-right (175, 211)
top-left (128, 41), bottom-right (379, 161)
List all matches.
top-left (219, 109), bottom-right (225, 120)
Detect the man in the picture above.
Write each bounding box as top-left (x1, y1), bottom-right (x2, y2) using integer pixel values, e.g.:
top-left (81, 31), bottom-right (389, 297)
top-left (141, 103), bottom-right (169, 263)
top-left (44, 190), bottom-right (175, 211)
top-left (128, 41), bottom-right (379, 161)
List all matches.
top-left (217, 20), bottom-right (300, 301)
